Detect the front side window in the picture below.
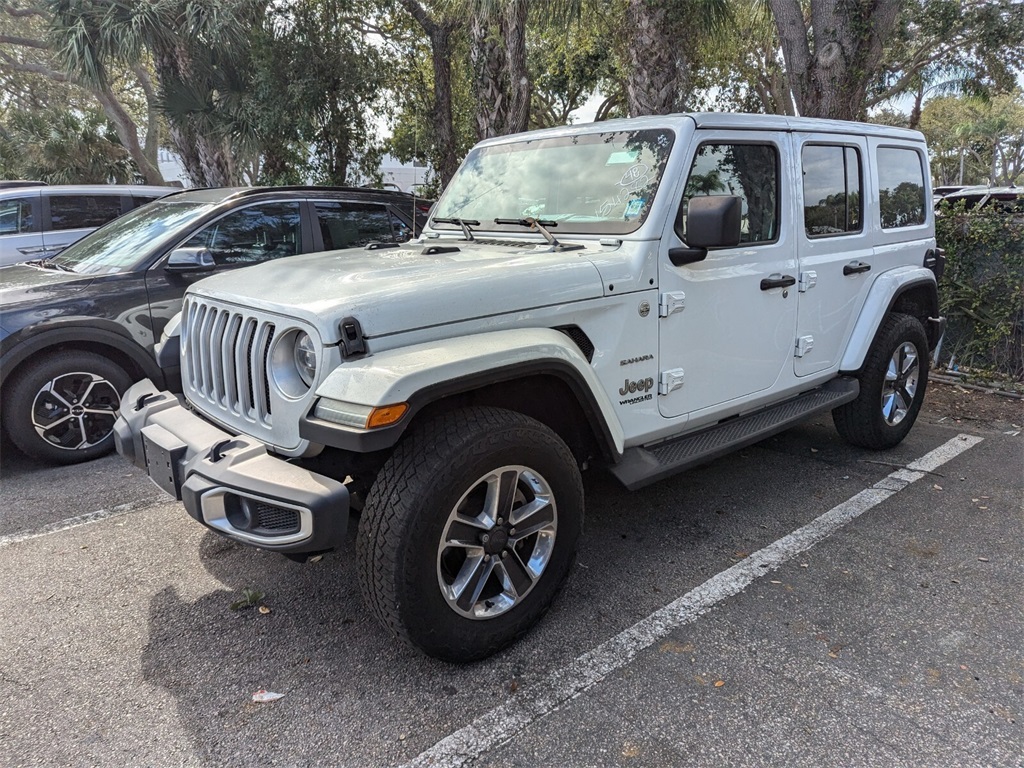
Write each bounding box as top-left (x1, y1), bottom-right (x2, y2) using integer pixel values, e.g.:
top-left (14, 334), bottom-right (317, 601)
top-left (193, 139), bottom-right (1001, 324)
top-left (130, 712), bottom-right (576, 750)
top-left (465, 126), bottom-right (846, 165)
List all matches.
top-left (315, 202), bottom-right (403, 249)
top-left (0, 196), bottom-right (34, 235)
top-left (877, 147), bottom-right (926, 229)
top-left (182, 202), bottom-right (302, 266)
top-left (432, 128), bottom-right (676, 235)
top-left (802, 145), bottom-right (862, 236)
top-left (49, 195), bottom-right (123, 231)
top-left (680, 142), bottom-right (779, 244)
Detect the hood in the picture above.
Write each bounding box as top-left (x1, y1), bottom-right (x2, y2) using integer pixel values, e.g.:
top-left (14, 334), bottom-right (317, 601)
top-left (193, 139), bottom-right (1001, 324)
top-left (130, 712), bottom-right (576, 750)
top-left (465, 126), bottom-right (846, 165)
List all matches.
top-left (188, 241), bottom-right (606, 343)
top-left (0, 263), bottom-right (93, 311)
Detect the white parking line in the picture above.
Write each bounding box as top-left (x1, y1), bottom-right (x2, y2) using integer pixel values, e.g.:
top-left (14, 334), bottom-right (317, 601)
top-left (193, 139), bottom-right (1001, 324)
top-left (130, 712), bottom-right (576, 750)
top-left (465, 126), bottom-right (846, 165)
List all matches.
top-left (403, 433), bottom-right (985, 768)
top-left (0, 497), bottom-right (167, 549)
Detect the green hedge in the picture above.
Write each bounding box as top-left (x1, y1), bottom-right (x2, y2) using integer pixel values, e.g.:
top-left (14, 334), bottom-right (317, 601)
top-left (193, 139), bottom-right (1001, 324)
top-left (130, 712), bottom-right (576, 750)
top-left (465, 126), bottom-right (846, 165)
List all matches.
top-left (935, 203), bottom-right (1024, 382)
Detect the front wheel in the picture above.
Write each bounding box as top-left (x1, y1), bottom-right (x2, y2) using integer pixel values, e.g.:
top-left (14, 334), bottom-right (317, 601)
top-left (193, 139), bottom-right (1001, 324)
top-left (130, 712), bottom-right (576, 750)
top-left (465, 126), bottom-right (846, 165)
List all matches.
top-left (357, 407), bottom-right (584, 662)
top-left (2, 350), bottom-right (132, 464)
top-left (833, 312), bottom-right (929, 450)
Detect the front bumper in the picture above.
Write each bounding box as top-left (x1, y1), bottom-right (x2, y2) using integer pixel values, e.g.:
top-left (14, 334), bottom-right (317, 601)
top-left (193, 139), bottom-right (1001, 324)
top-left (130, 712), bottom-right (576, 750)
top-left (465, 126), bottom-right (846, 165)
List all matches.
top-left (114, 379), bottom-right (349, 554)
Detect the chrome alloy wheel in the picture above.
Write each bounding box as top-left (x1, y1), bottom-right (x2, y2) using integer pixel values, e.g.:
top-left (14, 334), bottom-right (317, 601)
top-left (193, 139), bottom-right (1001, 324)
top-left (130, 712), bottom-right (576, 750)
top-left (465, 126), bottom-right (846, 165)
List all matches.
top-left (437, 465), bottom-right (557, 620)
top-left (881, 342), bottom-right (919, 426)
top-left (31, 371), bottom-right (121, 450)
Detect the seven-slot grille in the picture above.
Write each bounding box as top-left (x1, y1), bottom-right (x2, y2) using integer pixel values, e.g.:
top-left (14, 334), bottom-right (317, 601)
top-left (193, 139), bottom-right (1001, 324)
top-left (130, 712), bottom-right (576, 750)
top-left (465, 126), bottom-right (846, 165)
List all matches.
top-left (183, 297), bottom-right (276, 425)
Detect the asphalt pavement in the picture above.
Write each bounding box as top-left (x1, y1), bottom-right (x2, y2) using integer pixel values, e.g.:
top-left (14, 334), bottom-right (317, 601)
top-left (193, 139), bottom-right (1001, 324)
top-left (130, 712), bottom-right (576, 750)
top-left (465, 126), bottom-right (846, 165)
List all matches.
top-left (0, 405), bottom-right (1021, 767)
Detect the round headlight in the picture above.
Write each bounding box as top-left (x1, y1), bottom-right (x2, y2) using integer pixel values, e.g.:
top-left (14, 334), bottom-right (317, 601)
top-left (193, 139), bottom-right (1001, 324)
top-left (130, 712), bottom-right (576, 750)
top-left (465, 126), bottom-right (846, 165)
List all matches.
top-left (293, 332), bottom-right (317, 386)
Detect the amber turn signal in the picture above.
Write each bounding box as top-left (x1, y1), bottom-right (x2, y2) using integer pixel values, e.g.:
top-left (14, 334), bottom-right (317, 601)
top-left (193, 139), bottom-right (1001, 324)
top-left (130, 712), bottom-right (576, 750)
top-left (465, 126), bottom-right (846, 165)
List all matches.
top-left (366, 403), bottom-right (409, 429)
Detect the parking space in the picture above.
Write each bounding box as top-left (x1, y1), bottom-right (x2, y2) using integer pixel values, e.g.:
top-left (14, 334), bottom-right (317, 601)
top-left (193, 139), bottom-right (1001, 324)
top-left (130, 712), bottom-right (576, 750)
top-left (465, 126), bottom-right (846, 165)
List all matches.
top-left (0, 401), bottom-right (1021, 767)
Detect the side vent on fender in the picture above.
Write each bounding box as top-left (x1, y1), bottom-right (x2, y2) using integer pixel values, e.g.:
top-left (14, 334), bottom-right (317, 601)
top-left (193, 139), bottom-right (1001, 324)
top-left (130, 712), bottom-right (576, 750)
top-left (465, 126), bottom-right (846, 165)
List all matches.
top-left (555, 325), bottom-right (595, 363)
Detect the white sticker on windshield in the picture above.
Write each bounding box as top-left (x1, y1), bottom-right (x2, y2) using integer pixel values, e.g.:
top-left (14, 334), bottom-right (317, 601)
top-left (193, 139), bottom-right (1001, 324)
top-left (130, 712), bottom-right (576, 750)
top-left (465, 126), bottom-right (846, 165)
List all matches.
top-left (624, 198), bottom-right (645, 218)
top-left (606, 151), bottom-right (639, 165)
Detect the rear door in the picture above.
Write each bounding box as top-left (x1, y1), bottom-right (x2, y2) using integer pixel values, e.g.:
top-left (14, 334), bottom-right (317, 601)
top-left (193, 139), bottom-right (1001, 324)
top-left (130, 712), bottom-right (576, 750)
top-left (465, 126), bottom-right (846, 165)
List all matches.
top-left (793, 133), bottom-right (873, 376)
top-left (311, 200), bottom-right (411, 250)
top-left (657, 131), bottom-right (798, 419)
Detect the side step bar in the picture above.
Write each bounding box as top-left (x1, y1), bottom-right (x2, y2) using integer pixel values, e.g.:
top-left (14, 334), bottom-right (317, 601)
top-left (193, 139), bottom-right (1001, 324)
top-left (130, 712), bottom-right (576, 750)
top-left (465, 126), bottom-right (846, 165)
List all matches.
top-left (610, 377), bottom-right (859, 490)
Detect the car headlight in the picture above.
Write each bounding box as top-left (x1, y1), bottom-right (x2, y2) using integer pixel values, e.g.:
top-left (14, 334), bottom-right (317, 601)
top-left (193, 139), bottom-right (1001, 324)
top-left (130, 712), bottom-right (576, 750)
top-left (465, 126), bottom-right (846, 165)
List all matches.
top-left (294, 331), bottom-right (317, 386)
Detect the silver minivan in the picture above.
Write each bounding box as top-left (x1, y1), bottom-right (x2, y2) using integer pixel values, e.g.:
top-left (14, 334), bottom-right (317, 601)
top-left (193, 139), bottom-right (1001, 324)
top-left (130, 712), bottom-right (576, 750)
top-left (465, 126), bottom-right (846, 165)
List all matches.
top-left (0, 184), bottom-right (174, 266)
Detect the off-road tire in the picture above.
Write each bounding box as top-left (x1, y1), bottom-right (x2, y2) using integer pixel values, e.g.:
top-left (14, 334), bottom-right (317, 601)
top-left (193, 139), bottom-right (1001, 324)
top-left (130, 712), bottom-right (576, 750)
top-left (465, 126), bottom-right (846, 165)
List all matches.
top-left (357, 406), bottom-right (584, 662)
top-left (2, 350), bottom-right (131, 465)
top-left (833, 312), bottom-right (929, 450)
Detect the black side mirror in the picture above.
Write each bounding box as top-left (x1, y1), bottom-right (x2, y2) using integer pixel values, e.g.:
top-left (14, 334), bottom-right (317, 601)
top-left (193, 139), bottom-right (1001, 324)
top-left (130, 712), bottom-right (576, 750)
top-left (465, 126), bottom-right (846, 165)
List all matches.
top-left (669, 195), bottom-right (742, 266)
top-left (165, 247), bottom-right (215, 273)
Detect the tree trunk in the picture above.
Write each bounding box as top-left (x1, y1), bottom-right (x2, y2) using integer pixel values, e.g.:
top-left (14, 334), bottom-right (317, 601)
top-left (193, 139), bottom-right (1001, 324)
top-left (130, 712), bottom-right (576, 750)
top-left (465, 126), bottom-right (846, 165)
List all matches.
top-left (398, 1), bottom-right (461, 188)
top-left (767, 0), bottom-right (902, 121)
top-left (470, 0), bottom-right (530, 140)
top-left (501, 0), bottom-right (530, 134)
top-left (93, 81), bottom-right (164, 185)
top-left (623, 0), bottom-right (688, 116)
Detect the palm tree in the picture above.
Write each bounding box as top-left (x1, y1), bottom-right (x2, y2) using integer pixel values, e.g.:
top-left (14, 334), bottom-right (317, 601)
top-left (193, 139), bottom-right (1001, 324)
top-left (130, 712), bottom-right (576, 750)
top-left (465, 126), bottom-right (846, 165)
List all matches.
top-left (49, 0), bottom-right (257, 186)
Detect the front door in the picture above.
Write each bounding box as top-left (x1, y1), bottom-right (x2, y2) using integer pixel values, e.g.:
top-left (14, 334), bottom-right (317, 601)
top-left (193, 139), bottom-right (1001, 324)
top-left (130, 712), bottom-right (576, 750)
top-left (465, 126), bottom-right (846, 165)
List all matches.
top-left (658, 132), bottom-right (798, 419)
top-left (144, 200), bottom-right (308, 347)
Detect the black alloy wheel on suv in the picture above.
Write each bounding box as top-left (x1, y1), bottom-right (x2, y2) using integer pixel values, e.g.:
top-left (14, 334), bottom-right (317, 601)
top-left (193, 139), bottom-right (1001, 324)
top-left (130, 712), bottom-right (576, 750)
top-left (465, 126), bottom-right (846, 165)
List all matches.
top-left (0, 185), bottom-right (432, 465)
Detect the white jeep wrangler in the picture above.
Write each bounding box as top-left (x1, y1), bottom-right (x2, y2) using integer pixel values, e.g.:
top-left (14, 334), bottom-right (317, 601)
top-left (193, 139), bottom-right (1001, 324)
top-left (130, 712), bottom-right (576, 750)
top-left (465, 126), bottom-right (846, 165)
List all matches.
top-left (115, 114), bottom-right (945, 661)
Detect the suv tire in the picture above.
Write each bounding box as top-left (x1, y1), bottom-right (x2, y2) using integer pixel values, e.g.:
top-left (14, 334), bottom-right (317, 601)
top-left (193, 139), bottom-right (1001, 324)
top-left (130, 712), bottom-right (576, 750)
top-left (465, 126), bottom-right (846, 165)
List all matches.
top-left (833, 312), bottom-right (929, 450)
top-left (3, 350), bottom-right (131, 464)
top-left (357, 406), bottom-right (583, 662)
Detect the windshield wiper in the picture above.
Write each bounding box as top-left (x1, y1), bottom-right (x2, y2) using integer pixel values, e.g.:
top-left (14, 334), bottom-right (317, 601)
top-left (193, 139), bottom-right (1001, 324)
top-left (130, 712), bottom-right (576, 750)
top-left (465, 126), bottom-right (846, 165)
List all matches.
top-left (493, 217), bottom-right (582, 252)
top-left (431, 217), bottom-right (479, 241)
top-left (26, 258), bottom-right (74, 272)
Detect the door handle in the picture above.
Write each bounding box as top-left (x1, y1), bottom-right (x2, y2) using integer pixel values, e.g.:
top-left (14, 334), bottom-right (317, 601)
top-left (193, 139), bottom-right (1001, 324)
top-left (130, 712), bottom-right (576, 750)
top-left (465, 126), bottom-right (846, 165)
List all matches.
top-left (843, 261), bottom-right (871, 276)
top-left (760, 274), bottom-right (796, 290)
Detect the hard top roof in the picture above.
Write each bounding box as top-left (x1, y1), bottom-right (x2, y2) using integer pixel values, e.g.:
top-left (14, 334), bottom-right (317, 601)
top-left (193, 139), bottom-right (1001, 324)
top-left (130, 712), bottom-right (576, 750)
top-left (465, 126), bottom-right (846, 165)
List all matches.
top-left (475, 112), bottom-right (926, 147)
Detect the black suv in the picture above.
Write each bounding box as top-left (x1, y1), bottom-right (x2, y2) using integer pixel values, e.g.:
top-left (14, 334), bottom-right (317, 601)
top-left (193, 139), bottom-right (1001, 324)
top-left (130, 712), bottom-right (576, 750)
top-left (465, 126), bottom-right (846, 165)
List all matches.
top-left (0, 185), bottom-right (430, 465)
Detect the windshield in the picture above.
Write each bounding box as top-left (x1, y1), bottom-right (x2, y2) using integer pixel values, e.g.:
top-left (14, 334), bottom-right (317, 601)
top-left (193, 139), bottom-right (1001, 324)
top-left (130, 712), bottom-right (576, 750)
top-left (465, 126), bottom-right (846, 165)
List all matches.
top-left (432, 128), bottom-right (675, 236)
top-left (52, 200), bottom-right (219, 275)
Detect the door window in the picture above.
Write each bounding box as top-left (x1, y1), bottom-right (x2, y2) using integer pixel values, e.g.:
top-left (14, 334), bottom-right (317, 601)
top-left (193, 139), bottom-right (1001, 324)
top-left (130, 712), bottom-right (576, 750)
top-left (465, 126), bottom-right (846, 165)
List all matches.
top-left (680, 143), bottom-right (779, 244)
top-left (181, 202), bottom-right (302, 266)
top-left (314, 202), bottom-right (402, 250)
top-left (802, 145), bottom-right (862, 237)
top-left (877, 148), bottom-right (926, 229)
top-left (49, 195), bottom-right (124, 231)
top-left (0, 196), bottom-right (34, 234)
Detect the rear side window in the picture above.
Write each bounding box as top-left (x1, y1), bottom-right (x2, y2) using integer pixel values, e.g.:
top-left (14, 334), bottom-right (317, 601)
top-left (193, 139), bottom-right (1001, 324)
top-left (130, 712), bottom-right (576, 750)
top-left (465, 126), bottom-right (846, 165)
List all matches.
top-left (0, 196), bottom-right (35, 234)
top-left (49, 195), bottom-right (124, 231)
top-left (877, 148), bottom-right (926, 229)
top-left (802, 145), bottom-right (862, 236)
top-left (314, 202), bottom-right (403, 249)
top-left (681, 142), bottom-right (779, 245)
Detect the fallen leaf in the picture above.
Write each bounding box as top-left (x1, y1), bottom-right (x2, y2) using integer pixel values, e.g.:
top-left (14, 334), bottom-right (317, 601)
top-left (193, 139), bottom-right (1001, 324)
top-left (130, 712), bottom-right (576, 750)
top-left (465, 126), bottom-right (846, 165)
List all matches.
top-left (933, 484), bottom-right (943, 490)
top-left (509, 680), bottom-right (519, 693)
top-left (258, 606), bottom-right (271, 615)
top-left (714, 680), bottom-right (725, 687)
top-left (252, 689), bottom-right (284, 703)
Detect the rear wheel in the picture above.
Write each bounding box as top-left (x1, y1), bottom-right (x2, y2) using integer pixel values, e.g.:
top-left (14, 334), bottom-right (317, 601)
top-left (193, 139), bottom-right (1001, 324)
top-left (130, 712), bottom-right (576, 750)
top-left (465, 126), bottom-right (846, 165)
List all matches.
top-left (833, 313), bottom-right (929, 450)
top-left (3, 350), bottom-right (131, 464)
top-left (357, 406), bottom-right (583, 662)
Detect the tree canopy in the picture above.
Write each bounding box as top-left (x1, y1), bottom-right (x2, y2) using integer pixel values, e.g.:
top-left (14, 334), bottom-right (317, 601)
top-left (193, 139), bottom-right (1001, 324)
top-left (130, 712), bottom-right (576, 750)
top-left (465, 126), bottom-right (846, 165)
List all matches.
top-left (1, 0), bottom-right (1021, 188)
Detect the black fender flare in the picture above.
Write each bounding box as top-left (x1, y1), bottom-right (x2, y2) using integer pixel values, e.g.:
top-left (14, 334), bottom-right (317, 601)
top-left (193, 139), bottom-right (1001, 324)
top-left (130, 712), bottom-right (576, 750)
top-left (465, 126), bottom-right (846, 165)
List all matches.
top-left (0, 320), bottom-right (164, 390)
